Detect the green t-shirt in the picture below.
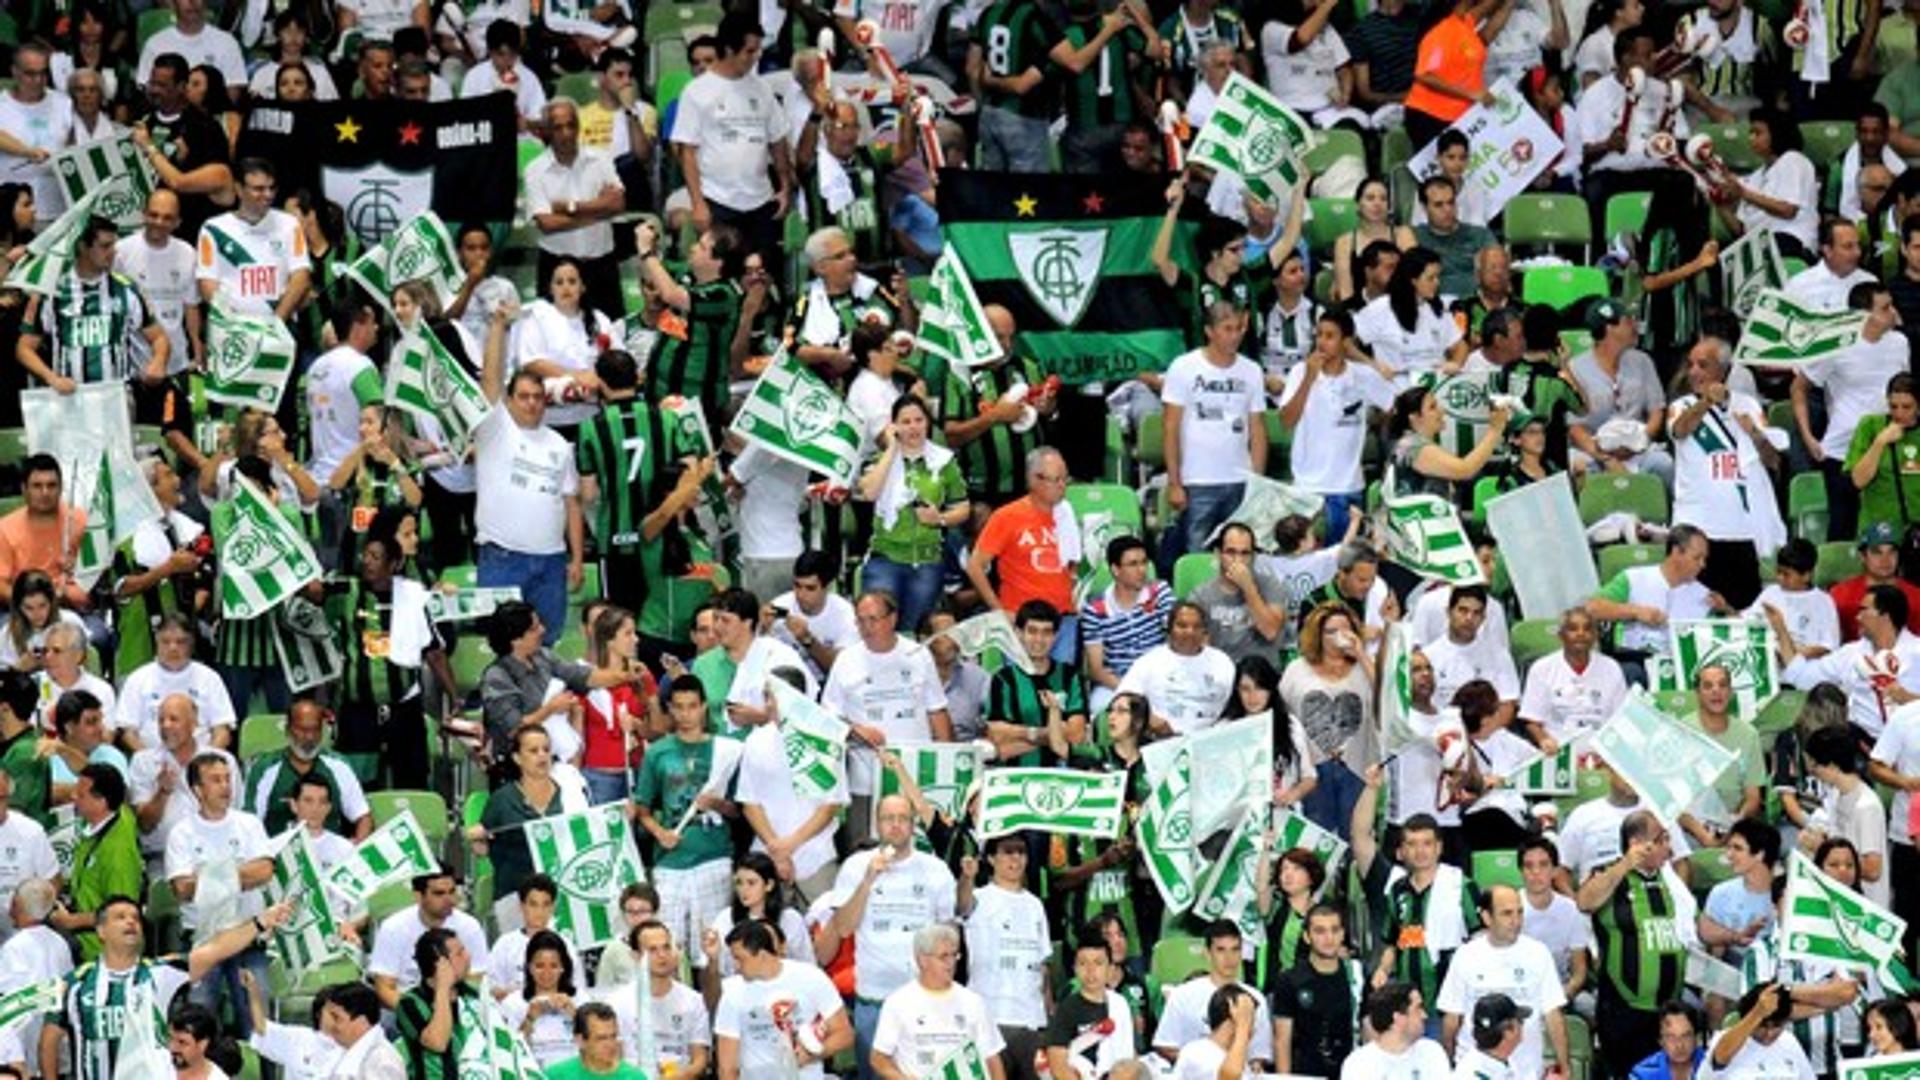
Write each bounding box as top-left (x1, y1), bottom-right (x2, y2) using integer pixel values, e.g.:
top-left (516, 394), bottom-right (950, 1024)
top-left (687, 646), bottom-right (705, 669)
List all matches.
top-left (1846, 414), bottom-right (1920, 540)
top-left (71, 808), bottom-right (144, 961)
top-left (987, 661), bottom-right (1089, 767)
top-left (1878, 60), bottom-right (1920, 133)
top-left (1679, 711), bottom-right (1765, 815)
top-left (544, 1059), bottom-right (649, 1080)
top-left (632, 735), bottom-right (733, 869)
top-left (868, 454), bottom-right (968, 566)
top-left (688, 649), bottom-right (734, 738)
top-left (0, 727), bottom-right (50, 828)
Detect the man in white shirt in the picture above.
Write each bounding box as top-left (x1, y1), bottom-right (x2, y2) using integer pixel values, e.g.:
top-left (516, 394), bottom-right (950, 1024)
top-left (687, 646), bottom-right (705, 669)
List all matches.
top-left (0, 879), bottom-right (72, 1070)
top-left (475, 298), bottom-right (582, 645)
top-left (1553, 763), bottom-right (1695, 887)
top-left (1162, 302), bottom-right (1268, 557)
top-left (1784, 219), bottom-right (1878, 313)
top-left (459, 22), bottom-right (549, 127)
top-left (830, 794), bottom-right (958, 1073)
top-left (1519, 606), bottom-right (1628, 748)
top-left (114, 189), bottom-right (200, 374)
top-left (873, 923), bottom-right (1008, 1080)
top-left (165, 752), bottom-right (274, 1037)
top-left (319, 981), bottom-right (406, 1079)
top-left (821, 591), bottom-right (949, 832)
top-left (1452, 994), bottom-right (1530, 1080)
top-left (713, 918), bottom-right (852, 1080)
top-left (1171, 984), bottom-right (1259, 1080)
top-left (671, 11), bottom-right (795, 265)
top-left (598, 920), bottom-right (710, 1075)
top-left (963, 835), bottom-right (1051, 1072)
top-left (304, 298), bottom-right (382, 493)
top-left (736, 667), bottom-right (849, 899)
top-left (1586, 524), bottom-right (1720, 686)
top-left (527, 100), bottom-right (627, 318)
top-left (1517, 838), bottom-right (1592, 1007)
top-left (128, 693), bottom-right (235, 870)
top-left (767, 551), bottom-right (859, 685)
top-left (1115, 601), bottom-right (1236, 736)
top-left (1338, 982), bottom-right (1454, 1080)
top-left (1668, 336), bottom-right (1781, 610)
top-left (0, 773), bottom-right (58, 942)
top-left (137, 0), bottom-right (247, 90)
top-left (1421, 585), bottom-right (1521, 717)
top-left (1796, 283), bottom-right (1909, 541)
top-left (0, 44), bottom-right (74, 225)
top-left (1706, 983), bottom-right (1816, 1080)
top-left (366, 871), bottom-right (492, 1009)
top-left (1436, 886), bottom-right (1570, 1076)
top-left (194, 158), bottom-right (311, 321)
top-left (1153, 921), bottom-right (1274, 1068)
top-left (1776, 581), bottom-right (1920, 739)
top-left (115, 616), bottom-right (236, 752)
top-left (1841, 105), bottom-right (1908, 221)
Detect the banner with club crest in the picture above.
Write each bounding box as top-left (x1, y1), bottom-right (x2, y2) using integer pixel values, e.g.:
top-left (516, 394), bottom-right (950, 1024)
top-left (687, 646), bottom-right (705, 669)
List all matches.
top-left (976, 768), bottom-right (1127, 839)
top-left (1379, 470), bottom-right (1486, 586)
top-left (525, 804), bottom-right (648, 950)
top-left (729, 348), bottom-right (864, 485)
top-left (877, 742), bottom-right (984, 835)
top-left (205, 301), bottom-right (299, 412)
top-left (1137, 745), bottom-right (1196, 911)
top-left (1588, 691), bottom-right (1739, 828)
top-left (1733, 290), bottom-right (1870, 368)
top-left (262, 827), bottom-right (346, 973)
top-left (1721, 229), bottom-right (1787, 319)
top-left (51, 137), bottom-right (156, 234)
top-left (1188, 73), bottom-right (1317, 203)
top-left (1405, 79), bottom-right (1562, 219)
top-left (1656, 619), bottom-right (1779, 719)
top-left (1486, 473), bottom-right (1597, 621)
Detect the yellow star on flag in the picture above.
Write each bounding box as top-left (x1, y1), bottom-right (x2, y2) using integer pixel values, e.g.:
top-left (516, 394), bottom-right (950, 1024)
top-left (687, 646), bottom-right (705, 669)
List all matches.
top-left (334, 116), bottom-right (362, 143)
top-left (1013, 193), bottom-right (1038, 218)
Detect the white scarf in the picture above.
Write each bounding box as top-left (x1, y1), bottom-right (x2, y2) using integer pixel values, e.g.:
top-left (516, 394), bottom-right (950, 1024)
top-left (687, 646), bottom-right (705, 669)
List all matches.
top-left (1801, 0), bottom-right (1831, 84)
top-left (817, 145), bottom-right (856, 215)
top-left (386, 577), bottom-right (433, 668)
top-left (1054, 498), bottom-right (1083, 567)
top-left (874, 442), bottom-right (956, 530)
top-left (1387, 862), bottom-right (1470, 960)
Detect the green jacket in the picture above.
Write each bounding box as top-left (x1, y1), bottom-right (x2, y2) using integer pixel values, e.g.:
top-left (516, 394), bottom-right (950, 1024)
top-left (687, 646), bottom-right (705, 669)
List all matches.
top-left (71, 807), bottom-right (144, 961)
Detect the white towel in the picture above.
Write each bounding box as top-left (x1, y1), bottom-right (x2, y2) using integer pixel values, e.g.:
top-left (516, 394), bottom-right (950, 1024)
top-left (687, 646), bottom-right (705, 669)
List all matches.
top-left (387, 577), bottom-right (434, 668)
top-left (1801, 0), bottom-right (1831, 84)
top-left (1053, 498), bottom-right (1083, 567)
top-left (1389, 862), bottom-right (1471, 961)
top-left (817, 146), bottom-right (856, 215)
top-left (874, 443), bottom-right (956, 530)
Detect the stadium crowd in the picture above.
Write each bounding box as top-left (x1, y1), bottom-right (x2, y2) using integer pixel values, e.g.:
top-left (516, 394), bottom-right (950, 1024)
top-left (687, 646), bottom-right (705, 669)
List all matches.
top-left (5, 0), bottom-right (1920, 1077)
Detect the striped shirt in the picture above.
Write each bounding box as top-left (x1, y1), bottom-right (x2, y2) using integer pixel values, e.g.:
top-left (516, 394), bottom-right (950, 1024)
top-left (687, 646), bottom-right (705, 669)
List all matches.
top-left (1592, 868), bottom-right (1689, 1012)
top-left (1081, 581), bottom-right (1173, 680)
top-left (29, 269), bottom-right (153, 385)
top-left (55, 957), bottom-right (189, 1080)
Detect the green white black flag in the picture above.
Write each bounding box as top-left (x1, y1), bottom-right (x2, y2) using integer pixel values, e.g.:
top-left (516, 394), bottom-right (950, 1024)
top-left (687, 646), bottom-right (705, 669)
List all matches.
top-left (1506, 742), bottom-right (1579, 796)
top-left (386, 326), bottom-right (490, 455)
top-left (877, 742), bottom-right (983, 831)
top-left (1192, 811), bottom-right (1265, 939)
top-left (1187, 73), bottom-right (1317, 202)
top-left (324, 808), bottom-right (443, 909)
top-left (216, 478), bottom-right (321, 619)
top-left (730, 348), bottom-right (865, 485)
top-left (1661, 619), bottom-right (1778, 719)
top-left (2, 186), bottom-right (108, 296)
top-left (262, 827), bottom-right (345, 972)
top-left (1782, 849), bottom-right (1908, 975)
top-left (51, 136), bottom-right (156, 234)
top-left (48, 806), bottom-right (80, 876)
top-left (771, 679), bottom-right (848, 800)
top-left (1380, 621), bottom-right (1422, 755)
top-left (1379, 471), bottom-right (1487, 585)
top-left (1733, 289), bottom-right (1869, 367)
top-left (206, 302), bottom-right (299, 411)
top-left (526, 804), bottom-right (648, 949)
top-left (1136, 745), bottom-right (1196, 912)
top-left (457, 991), bottom-right (549, 1080)
top-left (977, 767), bottom-right (1127, 839)
top-left (342, 211), bottom-right (464, 310)
top-left (273, 596), bottom-right (345, 693)
top-left (1720, 229), bottom-right (1786, 319)
top-left (917, 249), bottom-right (1004, 369)
top-left (1589, 691), bottom-right (1739, 827)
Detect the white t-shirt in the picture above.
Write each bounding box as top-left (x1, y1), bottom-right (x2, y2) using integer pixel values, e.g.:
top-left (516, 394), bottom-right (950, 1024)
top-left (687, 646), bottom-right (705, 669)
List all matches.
top-left (0, 91), bottom-right (74, 218)
top-left (1744, 585), bottom-right (1840, 654)
top-left (1783, 263), bottom-right (1878, 314)
top-left (1356, 296), bottom-right (1463, 383)
top-left (114, 661), bottom-right (236, 749)
top-left (1669, 392), bottom-right (1773, 542)
top-left (729, 445), bottom-right (809, 561)
top-left (1519, 651), bottom-right (1629, 742)
top-left (1607, 565), bottom-right (1713, 655)
top-left (1435, 933), bottom-right (1568, 1078)
top-left (113, 235), bottom-right (197, 374)
top-left (1736, 152), bottom-right (1820, 253)
top-left (712, 961), bottom-right (846, 1080)
top-left (472, 404), bottom-right (578, 555)
top-left (1115, 645), bottom-right (1236, 735)
top-left (821, 639), bottom-right (947, 795)
top-left (484, 927), bottom-right (584, 998)
top-left (305, 345), bottom-right (378, 482)
top-left (1260, 22), bottom-right (1350, 113)
top-left (338, 0), bottom-right (423, 42)
top-left (1485, 4), bottom-right (1550, 86)
top-left (832, 848), bottom-right (957, 1000)
top-left (1161, 350), bottom-right (1267, 487)
top-left (137, 24), bottom-right (247, 88)
top-left (164, 808), bottom-right (271, 929)
top-left (1822, 781), bottom-right (1890, 907)
top-left (671, 71), bottom-right (791, 213)
top-left (1410, 585), bottom-right (1511, 653)
top-left (513, 300), bottom-right (615, 428)
top-left (1172, 1037), bottom-right (1231, 1080)
top-left (592, 978), bottom-right (710, 1071)
top-left (1388, 706), bottom-right (1460, 827)
top-left (736, 721), bottom-right (849, 881)
top-left (525, 148), bottom-right (623, 260)
top-left (366, 907), bottom-right (493, 992)
top-left (1703, 1028), bottom-right (1817, 1080)
top-left (250, 1020), bottom-right (342, 1080)
top-left (872, 980), bottom-right (1007, 1076)
top-left (1521, 890), bottom-right (1594, 987)
top-left (495, 993), bottom-right (576, 1066)
top-left (194, 208), bottom-right (310, 316)
top-left (769, 592), bottom-right (858, 684)
top-left (1840, 142), bottom-right (1908, 221)
top-left (1280, 361), bottom-right (1396, 494)
top-left (725, 637), bottom-right (818, 730)
top-left (1338, 1036), bottom-right (1453, 1079)
top-left (1466, 728), bottom-right (1539, 826)
top-left (833, 0), bottom-right (949, 66)
top-left (127, 747), bottom-right (237, 855)
top-left (1154, 977), bottom-right (1274, 1062)
top-left (964, 884), bottom-right (1052, 1028)
top-left (0, 814), bottom-right (58, 939)
top-left (458, 60), bottom-right (549, 123)
top-left (1422, 632), bottom-right (1521, 706)
top-left (1557, 796), bottom-right (1695, 882)
top-left (847, 369), bottom-right (901, 454)
top-left (1803, 330), bottom-right (1911, 459)
top-left (1871, 701), bottom-right (1920, 844)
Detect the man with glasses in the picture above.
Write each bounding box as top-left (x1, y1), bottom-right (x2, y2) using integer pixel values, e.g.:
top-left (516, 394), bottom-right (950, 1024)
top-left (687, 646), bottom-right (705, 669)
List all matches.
top-left (0, 44), bottom-right (74, 226)
top-left (789, 225), bottom-right (909, 377)
top-left (193, 158), bottom-right (310, 322)
top-left (1579, 811), bottom-right (1694, 1080)
top-left (16, 218), bottom-right (169, 392)
top-left (673, 12), bottom-right (795, 266)
top-left (968, 448), bottom-right (1081, 661)
top-left (1082, 536), bottom-right (1172, 714)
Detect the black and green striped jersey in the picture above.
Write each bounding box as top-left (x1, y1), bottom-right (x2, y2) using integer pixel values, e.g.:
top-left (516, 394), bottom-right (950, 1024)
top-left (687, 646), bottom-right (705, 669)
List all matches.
top-left (1056, 22), bottom-right (1149, 128)
top-left (973, 0), bottom-right (1063, 118)
top-left (988, 660), bottom-right (1089, 767)
top-left (215, 611), bottom-right (277, 669)
top-left (328, 579), bottom-right (431, 708)
top-left (336, 459), bottom-right (413, 572)
top-left (803, 153), bottom-right (884, 262)
top-left (1379, 869), bottom-right (1481, 1005)
top-left (1592, 869), bottom-right (1689, 1012)
top-left (1159, 6), bottom-right (1248, 81)
top-left (30, 269), bottom-right (153, 385)
top-left (939, 355), bottom-right (1048, 500)
top-left (55, 957), bottom-right (189, 1080)
top-left (644, 277), bottom-right (743, 427)
top-left (1176, 264), bottom-right (1274, 350)
top-left (576, 400), bottom-right (690, 639)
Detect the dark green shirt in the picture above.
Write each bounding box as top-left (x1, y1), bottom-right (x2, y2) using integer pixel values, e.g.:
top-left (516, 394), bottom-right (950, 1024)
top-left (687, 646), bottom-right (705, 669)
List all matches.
top-left (940, 356), bottom-right (1048, 501)
top-left (973, 0), bottom-right (1063, 118)
top-left (988, 660), bottom-right (1089, 767)
top-left (575, 399), bottom-right (691, 640)
top-left (644, 276), bottom-right (742, 426)
top-left (1055, 21), bottom-right (1149, 128)
top-left (396, 983), bottom-right (480, 1080)
top-left (1593, 867), bottom-right (1689, 1012)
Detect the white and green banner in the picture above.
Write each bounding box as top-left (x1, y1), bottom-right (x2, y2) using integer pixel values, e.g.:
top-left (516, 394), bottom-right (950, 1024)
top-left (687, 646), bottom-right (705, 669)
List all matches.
top-left (273, 596), bottom-right (346, 693)
top-left (917, 248), bottom-right (1003, 369)
top-left (730, 348), bottom-right (864, 485)
top-left (424, 586), bottom-right (523, 623)
top-left (263, 827), bottom-right (346, 972)
top-left (1782, 850), bottom-right (1908, 976)
top-left (1192, 810), bottom-right (1265, 939)
top-left (1588, 691), bottom-right (1739, 828)
top-left (2, 185), bottom-right (108, 295)
top-left (1414, 367), bottom-right (1499, 459)
top-left (1380, 472), bottom-right (1486, 585)
top-left (342, 210), bottom-right (464, 310)
top-left (51, 136), bottom-right (156, 234)
top-left (771, 679), bottom-right (849, 800)
top-left (526, 804), bottom-right (648, 950)
top-left (47, 806), bottom-right (80, 876)
top-left (1188, 73), bottom-right (1316, 202)
top-left (0, 979), bottom-right (62, 1035)
top-left (1136, 745), bottom-right (1196, 912)
top-left (217, 477), bottom-right (322, 620)
top-left (1839, 1050), bottom-right (1920, 1080)
top-left (206, 301), bottom-right (299, 411)
top-left (1182, 714), bottom-right (1272, 839)
top-left (1662, 619), bottom-right (1779, 719)
top-left (1380, 621), bottom-right (1422, 755)
top-left (1721, 228), bottom-right (1787, 319)
top-left (387, 325), bottom-right (490, 456)
top-left (932, 1041), bottom-right (993, 1080)
top-left (661, 394), bottom-right (737, 559)
top-left (67, 452), bottom-right (116, 590)
top-left (1506, 742), bottom-right (1579, 796)
top-left (1733, 289), bottom-right (1870, 368)
top-left (976, 767), bottom-right (1127, 839)
top-left (323, 808), bottom-right (443, 910)
top-left (1223, 475), bottom-right (1324, 553)
top-left (1485, 473), bottom-right (1597, 621)
top-left (928, 610), bottom-right (1038, 675)
top-left (877, 742), bottom-right (984, 830)
top-left (1404, 79), bottom-right (1562, 219)
top-left (457, 990), bottom-right (549, 1080)
top-left (1270, 805), bottom-right (1350, 898)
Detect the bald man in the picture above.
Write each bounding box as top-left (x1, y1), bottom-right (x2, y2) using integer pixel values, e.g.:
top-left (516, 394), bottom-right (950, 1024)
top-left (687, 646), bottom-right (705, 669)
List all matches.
top-left (1436, 884), bottom-right (1570, 1076)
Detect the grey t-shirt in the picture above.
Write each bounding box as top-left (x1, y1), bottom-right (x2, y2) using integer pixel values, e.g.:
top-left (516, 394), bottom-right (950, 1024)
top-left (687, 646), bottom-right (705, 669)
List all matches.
top-left (1189, 571), bottom-right (1289, 664)
top-left (1568, 348), bottom-right (1666, 434)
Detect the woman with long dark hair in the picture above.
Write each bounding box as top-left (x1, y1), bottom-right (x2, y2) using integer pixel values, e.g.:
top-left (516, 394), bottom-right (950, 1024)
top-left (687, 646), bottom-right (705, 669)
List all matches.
top-left (1386, 383), bottom-right (1510, 500)
top-left (498, 929), bottom-right (579, 1066)
top-left (1716, 108), bottom-right (1819, 259)
top-left (1455, 679), bottom-right (1538, 851)
top-left (1227, 654), bottom-right (1319, 810)
top-left (516, 255), bottom-right (614, 432)
top-left (1355, 247), bottom-right (1467, 387)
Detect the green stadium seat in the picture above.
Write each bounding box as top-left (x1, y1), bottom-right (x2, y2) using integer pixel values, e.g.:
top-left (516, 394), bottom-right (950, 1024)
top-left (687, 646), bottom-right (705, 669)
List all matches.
top-left (1522, 266), bottom-right (1610, 312)
top-left (147, 877), bottom-right (183, 955)
top-left (1502, 195), bottom-right (1592, 257)
top-left (1754, 689), bottom-right (1805, 738)
top-left (1304, 129), bottom-right (1364, 177)
top-left (555, 70), bottom-right (597, 106)
top-left (1798, 121), bottom-right (1855, 172)
top-left (1066, 483), bottom-right (1146, 550)
top-left (1172, 553), bottom-right (1215, 599)
top-left (1558, 330), bottom-right (1594, 357)
top-left (449, 635), bottom-right (493, 694)
top-left (1509, 618), bottom-right (1561, 671)
top-left (1604, 193), bottom-right (1652, 241)
top-left (0, 428), bottom-right (26, 464)
top-left (1470, 475), bottom-right (1501, 527)
top-left (1698, 122), bottom-right (1760, 172)
top-left (440, 563), bottom-right (479, 590)
top-left (1814, 541), bottom-right (1863, 588)
top-left (239, 713), bottom-right (288, 764)
top-left (1594, 543), bottom-right (1663, 584)
top-left (1136, 413), bottom-right (1165, 469)
top-left (1472, 850), bottom-right (1523, 889)
top-left (1149, 936), bottom-right (1209, 988)
top-left (136, 8), bottom-right (175, 49)
top-left (367, 790), bottom-right (451, 851)
top-left (1304, 197), bottom-right (1358, 256)
top-left (1788, 472), bottom-right (1829, 543)
top-left (366, 879), bottom-right (416, 928)
top-left (1577, 472), bottom-right (1668, 526)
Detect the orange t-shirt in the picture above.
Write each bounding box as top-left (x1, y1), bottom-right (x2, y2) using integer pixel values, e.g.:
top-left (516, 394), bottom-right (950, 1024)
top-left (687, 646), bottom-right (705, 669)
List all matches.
top-left (0, 507), bottom-right (87, 607)
top-left (1404, 12), bottom-right (1487, 123)
top-left (976, 497), bottom-right (1076, 615)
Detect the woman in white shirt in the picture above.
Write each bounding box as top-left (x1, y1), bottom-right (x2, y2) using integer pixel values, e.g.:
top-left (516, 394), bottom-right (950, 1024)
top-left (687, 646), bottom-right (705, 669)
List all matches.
top-left (514, 256), bottom-right (615, 430)
top-left (845, 323), bottom-right (921, 454)
top-left (497, 931), bottom-right (581, 1067)
top-left (1259, 0), bottom-right (1370, 128)
top-left (1716, 108), bottom-right (1821, 259)
top-left (1355, 247), bottom-right (1467, 385)
top-left (0, 572), bottom-right (87, 672)
top-left (1572, 0), bottom-right (1642, 89)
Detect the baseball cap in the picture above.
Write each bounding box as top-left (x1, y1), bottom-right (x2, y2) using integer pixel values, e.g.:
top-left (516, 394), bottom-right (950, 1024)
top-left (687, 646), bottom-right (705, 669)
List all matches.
top-left (1584, 297), bottom-right (1630, 336)
top-left (1859, 522), bottom-right (1901, 550)
top-left (1473, 994), bottom-right (1533, 1037)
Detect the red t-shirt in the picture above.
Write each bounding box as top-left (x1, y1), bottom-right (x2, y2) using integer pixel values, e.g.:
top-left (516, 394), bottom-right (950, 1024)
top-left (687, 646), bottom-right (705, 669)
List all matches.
top-left (976, 497), bottom-right (1076, 615)
top-left (579, 680), bottom-right (653, 771)
top-left (1830, 575), bottom-right (1920, 642)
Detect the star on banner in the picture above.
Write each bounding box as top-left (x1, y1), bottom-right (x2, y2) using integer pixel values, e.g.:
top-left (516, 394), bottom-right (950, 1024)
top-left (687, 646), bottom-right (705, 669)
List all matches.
top-left (1013, 194), bottom-right (1038, 218)
top-left (334, 117), bottom-right (362, 143)
top-left (398, 121), bottom-right (423, 146)
top-left (1082, 191), bottom-right (1105, 214)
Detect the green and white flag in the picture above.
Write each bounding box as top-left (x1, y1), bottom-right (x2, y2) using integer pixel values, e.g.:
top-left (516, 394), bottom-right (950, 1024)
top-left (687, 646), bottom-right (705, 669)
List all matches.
top-left (917, 248), bottom-right (1004, 369)
top-left (1839, 1050), bottom-right (1920, 1080)
top-left (1184, 714), bottom-right (1272, 838)
top-left (1188, 73), bottom-right (1317, 203)
top-left (216, 477), bottom-right (321, 620)
top-left (526, 804), bottom-right (648, 949)
top-left (273, 596), bottom-right (345, 693)
top-left (1, 186), bottom-right (107, 295)
top-left (262, 827), bottom-right (345, 973)
top-left (771, 679), bottom-right (849, 800)
top-left (1782, 849), bottom-right (1908, 975)
top-left (1380, 472), bottom-right (1487, 585)
top-left (931, 1041), bottom-right (993, 1080)
top-left (1721, 229), bottom-right (1787, 319)
top-left (977, 767), bottom-right (1127, 839)
top-left (205, 302), bottom-right (299, 411)
top-left (1733, 289), bottom-right (1870, 368)
top-left (22, 386), bottom-right (163, 565)
top-left (342, 211), bottom-right (464, 310)
top-left (1270, 805), bottom-right (1350, 891)
top-left (1137, 745), bottom-right (1196, 912)
top-left (66, 451), bottom-right (116, 591)
top-left (0, 979), bottom-right (62, 1034)
top-left (386, 326), bottom-right (491, 456)
top-left (1664, 619), bottom-right (1779, 719)
top-left (927, 609), bottom-right (1038, 675)
top-left (1415, 368), bottom-right (1501, 458)
top-left (51, 136), bottom-right (156, 234)
top-left (1380, 621), bottom-right (1422, 755)
top-left (323, 808), bottom-right (443, 910)
top-left (424, 586), bottom-right (522, 622)
top-left (1223, 474), bottom-right (1324, 553)
top-left (661, 394), bottom-right (737, 560)
top-left (877, 742), bottom-right (984, 828)
top-left (456, 991), bottom-right (549, 1080)
top-left (730, 348), bottom-right (864, 485)
top-left (1192, 810), bottom-right (1265, 937)
top-left (1588, 691), bottom-right (1739, 827)
top-left (48, 806), bottom-right (80, 876)
top-left (1506, 742), bottom-right (1579, 796)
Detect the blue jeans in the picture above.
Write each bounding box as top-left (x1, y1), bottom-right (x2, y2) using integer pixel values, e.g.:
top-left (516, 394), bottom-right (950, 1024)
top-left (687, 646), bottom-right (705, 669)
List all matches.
top-left (854, 998), bottom-right (883, 1080)
top-left (478, 543), bottom-right (568, 645)
top-left (1321, 491), bottom-right (1363, 545)
top-left (979, 106), bottom-right (1052, 172)
top-left (220, 665), bottom-right (288, 719)
top-left (860, 553), bottom-right (945, 634)
top-left (189, 944), bottom-right (270, 1039)
top-left (1161, 482), bottom-right (1245, 572)
top-left (1302, 758), bottom-right (1364, 843)
top-left (583, 767), bottom-right (629, 806)
top-left (1052, 614), bottom-right (1080, 665)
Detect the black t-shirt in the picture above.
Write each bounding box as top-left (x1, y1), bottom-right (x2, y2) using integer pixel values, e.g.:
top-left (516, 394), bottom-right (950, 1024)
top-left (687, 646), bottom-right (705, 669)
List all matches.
top-left (1044, 991), bottom-right (1121, 1072)
top-left (136, 105), bottom-right (232, 240)
top-left (1270, 960), bottom-right (1358, 1078)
